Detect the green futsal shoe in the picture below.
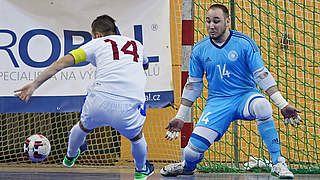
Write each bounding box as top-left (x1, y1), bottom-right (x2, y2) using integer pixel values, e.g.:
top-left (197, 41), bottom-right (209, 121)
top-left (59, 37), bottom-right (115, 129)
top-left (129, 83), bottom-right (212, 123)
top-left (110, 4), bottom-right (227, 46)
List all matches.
top-left (134, 161), bottom-right (154, 180)
top-left (62, 142), bottom-right (87, 168)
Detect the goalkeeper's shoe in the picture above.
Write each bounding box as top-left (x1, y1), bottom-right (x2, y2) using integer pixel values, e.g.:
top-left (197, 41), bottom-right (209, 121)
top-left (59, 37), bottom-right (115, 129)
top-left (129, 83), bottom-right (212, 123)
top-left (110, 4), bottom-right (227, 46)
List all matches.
top-left (134, 160), bottom-right (154, 180)
top-left (271, 157), bottom-right (294, 179)
top-left (160, 161), bottom-right (195, 177)
top-left (63, 142), bottom-right (87, 168)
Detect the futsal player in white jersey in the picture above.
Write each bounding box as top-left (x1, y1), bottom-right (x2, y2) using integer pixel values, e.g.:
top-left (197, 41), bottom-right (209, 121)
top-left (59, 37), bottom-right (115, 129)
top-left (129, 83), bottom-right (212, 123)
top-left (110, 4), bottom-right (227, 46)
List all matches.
top-left (15, 15), bottom-right (154, 180)
top-left (160, 4), bottom-right (302, 179)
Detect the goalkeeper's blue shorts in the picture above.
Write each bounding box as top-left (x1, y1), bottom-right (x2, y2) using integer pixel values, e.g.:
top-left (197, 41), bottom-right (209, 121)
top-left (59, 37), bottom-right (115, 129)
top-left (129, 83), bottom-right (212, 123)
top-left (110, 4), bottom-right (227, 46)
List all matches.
top-left (195, 90), bottom-right (263, 141)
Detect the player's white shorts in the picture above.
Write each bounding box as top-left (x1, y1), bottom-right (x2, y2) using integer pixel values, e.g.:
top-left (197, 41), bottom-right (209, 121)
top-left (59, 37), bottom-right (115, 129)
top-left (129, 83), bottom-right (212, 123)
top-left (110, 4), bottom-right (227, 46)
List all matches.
top-left (80, 90), bottom-right (146, 140)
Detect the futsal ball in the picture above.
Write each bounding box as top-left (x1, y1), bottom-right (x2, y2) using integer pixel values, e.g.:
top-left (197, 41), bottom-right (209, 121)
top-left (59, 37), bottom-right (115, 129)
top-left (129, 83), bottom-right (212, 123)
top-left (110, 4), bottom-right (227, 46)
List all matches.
top-left (24, 134), bottom-right (51, 162)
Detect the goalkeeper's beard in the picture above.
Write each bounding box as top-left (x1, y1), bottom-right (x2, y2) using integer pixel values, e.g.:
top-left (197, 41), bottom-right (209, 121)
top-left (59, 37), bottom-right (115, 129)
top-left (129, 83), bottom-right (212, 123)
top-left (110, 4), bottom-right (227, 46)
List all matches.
top-left (210, 25), bottom-right (227, 42)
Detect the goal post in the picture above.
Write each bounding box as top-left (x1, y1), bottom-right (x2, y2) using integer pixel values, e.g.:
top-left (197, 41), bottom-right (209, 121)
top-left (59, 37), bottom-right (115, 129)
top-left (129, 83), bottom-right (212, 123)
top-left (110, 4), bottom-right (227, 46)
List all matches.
top-left (180, 0), bottom-right (194, 162)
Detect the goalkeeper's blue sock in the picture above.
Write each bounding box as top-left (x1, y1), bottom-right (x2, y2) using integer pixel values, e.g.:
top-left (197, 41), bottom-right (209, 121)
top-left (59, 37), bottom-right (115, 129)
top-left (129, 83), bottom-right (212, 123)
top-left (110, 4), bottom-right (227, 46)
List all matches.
top-left (131, 134), bottom-right (148, 171)
top-left (67, 122), bottom-right (88, 158)
top-left (184, 134), bottom-right (209, 171)
top-left (257, 119), bottom-right (281, 164)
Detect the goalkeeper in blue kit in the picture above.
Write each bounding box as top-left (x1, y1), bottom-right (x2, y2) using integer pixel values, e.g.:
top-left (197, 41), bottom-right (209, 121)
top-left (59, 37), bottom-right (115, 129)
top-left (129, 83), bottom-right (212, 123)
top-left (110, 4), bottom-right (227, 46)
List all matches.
top-left (161, 4), bottom-right (302, 179)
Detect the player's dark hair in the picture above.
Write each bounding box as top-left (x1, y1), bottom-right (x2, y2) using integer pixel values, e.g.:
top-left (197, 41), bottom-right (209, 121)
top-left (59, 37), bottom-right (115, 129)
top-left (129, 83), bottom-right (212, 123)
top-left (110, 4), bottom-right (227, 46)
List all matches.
top-left (91, 15), bottom-right (117, 36)
top-left (208, 4), bottom-right (229, 18)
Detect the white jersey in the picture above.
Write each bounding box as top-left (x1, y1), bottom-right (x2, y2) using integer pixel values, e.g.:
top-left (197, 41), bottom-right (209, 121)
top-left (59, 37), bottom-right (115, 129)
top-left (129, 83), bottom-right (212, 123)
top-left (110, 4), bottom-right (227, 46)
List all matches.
top-left (71, 35), bottom-right (146, 103)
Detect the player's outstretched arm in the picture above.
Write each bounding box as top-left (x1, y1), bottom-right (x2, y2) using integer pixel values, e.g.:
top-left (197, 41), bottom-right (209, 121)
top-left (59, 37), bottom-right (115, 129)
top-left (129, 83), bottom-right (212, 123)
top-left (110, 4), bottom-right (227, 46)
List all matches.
top-left (266, 86), bottom-right (303, 127)
top-left (165, 98), bottom-right (192, 141)
top-left (165, 76), bottom-right (203, 140)
top-left (14, 55), bottom-right (75, 103)
top-left (254, 67), bottom-right (303, 126)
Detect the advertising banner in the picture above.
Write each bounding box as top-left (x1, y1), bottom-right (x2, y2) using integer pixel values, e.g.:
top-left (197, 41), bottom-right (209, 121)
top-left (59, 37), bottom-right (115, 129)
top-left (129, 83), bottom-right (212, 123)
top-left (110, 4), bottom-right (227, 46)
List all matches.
top-left (0, 0), bottom-right (174, 112)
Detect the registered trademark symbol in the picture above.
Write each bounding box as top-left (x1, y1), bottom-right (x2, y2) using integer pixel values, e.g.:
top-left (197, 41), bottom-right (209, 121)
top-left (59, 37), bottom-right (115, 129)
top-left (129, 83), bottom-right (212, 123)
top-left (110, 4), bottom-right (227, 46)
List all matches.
top-left (151, 24), bottom-right (158, 31)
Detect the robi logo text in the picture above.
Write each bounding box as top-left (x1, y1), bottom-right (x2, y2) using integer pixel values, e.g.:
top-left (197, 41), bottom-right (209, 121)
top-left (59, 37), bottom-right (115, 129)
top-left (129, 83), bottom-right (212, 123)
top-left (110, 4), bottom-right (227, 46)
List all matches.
top-left (1, 29), bottom-right (92, 68)
top-left (0, 24), bottom-right (157, 68)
